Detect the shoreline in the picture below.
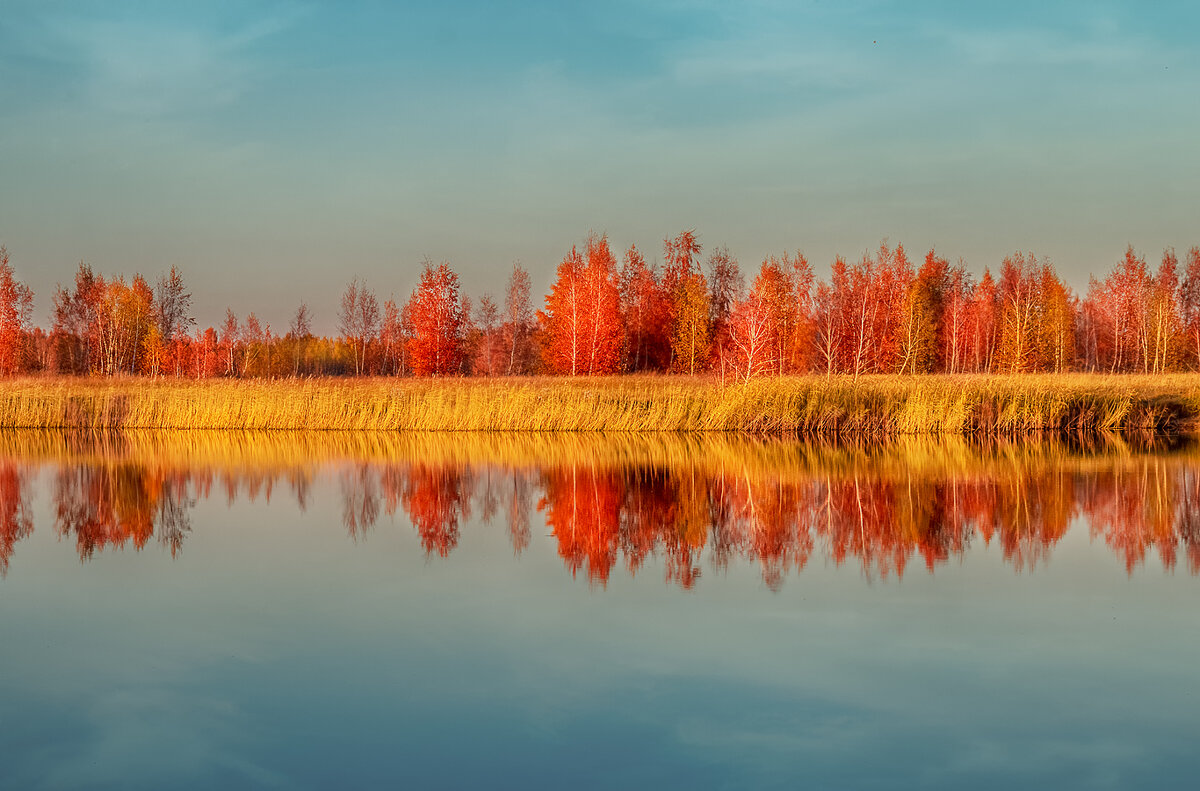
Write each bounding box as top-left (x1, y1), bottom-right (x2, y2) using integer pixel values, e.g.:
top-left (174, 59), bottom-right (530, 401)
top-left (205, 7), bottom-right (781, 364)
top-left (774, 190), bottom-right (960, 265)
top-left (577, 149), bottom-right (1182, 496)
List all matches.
top-left (1, 374), bottom-right (1198, 434)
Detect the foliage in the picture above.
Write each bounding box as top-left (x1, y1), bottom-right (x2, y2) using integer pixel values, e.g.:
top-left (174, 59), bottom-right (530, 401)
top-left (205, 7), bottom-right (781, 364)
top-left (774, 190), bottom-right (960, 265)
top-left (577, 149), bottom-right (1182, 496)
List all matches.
top-left (541, 235), bottom-right (622, 375)
top-left (0, 247), bottom-right (34, 376)
top-left (10, 234), bottom-right (1200, 382)
top-left (407, 261), bottom-right (464, 376)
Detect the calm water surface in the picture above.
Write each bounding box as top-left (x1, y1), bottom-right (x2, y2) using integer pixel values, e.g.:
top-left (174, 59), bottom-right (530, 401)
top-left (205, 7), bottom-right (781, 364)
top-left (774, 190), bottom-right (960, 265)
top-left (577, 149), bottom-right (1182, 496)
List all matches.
top-left (1, 431), bottom-right (1198, 790)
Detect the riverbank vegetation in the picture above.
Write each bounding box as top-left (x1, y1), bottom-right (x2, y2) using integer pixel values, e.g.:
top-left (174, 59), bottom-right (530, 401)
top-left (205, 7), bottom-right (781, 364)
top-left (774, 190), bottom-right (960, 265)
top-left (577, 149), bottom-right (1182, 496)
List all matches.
top-left (0, 374), bottom-right (1196, 434)
top-left (4, 234), bottom-right (1200, 382)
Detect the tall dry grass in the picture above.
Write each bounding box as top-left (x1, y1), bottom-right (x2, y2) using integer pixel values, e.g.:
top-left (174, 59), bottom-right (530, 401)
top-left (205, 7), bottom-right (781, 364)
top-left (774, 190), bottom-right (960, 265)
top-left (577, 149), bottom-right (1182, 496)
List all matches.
top-left (0, 374), bottom-right (1196, 434)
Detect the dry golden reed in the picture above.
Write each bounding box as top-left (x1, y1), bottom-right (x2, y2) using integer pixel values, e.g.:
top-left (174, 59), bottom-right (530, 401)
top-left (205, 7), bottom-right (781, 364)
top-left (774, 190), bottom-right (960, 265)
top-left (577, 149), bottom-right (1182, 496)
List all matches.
top-left (0, 374), bottom-right (1197, 434)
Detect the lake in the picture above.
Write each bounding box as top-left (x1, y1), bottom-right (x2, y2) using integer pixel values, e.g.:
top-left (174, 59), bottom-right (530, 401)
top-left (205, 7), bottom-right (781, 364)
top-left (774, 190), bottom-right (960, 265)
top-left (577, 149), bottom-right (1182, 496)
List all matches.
top-left (1, 431), bottom-right (1198, 790)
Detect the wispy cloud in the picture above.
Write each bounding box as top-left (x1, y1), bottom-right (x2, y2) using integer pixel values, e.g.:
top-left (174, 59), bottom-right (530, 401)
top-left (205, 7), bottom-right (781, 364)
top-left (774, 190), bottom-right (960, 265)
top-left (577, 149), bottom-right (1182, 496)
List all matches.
top-left (921, 22), bottom-right (1151, 68)
top-left (667, 45), bottom-right (880, 91)
top-left (19, 4), bottom-right (306, 117)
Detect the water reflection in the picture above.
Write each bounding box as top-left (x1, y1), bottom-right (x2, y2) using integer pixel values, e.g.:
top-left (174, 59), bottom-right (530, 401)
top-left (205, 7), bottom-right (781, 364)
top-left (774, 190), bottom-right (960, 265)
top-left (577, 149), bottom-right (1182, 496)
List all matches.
top-left (0, 462), bottom-right (34, 576)
top-left (3, 431), bottom-right (1200, 587)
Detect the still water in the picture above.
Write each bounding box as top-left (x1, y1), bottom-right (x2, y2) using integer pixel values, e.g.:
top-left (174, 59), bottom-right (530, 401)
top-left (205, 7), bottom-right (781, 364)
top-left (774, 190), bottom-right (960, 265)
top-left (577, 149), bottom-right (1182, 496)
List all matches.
top-left (1, 431), bottom-right (1198, 790)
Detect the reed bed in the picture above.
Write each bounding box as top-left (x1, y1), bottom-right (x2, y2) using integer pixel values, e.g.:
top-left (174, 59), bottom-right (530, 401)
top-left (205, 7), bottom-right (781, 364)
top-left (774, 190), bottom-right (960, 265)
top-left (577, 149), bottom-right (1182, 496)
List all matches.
top-left (0, 374), bottom-right (1197, 434)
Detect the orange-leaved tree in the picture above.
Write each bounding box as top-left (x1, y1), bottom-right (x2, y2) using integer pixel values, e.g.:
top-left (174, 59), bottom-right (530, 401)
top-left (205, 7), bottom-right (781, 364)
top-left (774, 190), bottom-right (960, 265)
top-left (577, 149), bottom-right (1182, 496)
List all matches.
top-left (896, 249), bottom-right (948, 374)
top-left (1181, 247), bottom-right (1200, 369)
top-left (752, 253), bottom-right (811, 375)
top-left (724, 291), bottom-right (775, 382)
top-left (672, 269), bottom-right (710, 374)
top-left (619, 244), bottom-right (668, 372)
top-left (705, 246), bottom-right (743, 370)
top-left (0, 247), bottom-right (34, 376)
top-left (541, 235), bottom-right (622, 375)
top-left (153, 266), bottom-right (193, 378)
top-left (662, 230), bottom-right (710, 373)
top-left (407, 260), bottom-right (464, 376)
top-left (994, 252), bottom-right (1075, 373)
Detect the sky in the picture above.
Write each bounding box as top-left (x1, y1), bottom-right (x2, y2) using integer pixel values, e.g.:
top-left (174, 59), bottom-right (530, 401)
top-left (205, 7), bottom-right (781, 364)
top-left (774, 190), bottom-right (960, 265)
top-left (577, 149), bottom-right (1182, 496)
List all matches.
top-left (1, 0), bottom-right (1198, 333)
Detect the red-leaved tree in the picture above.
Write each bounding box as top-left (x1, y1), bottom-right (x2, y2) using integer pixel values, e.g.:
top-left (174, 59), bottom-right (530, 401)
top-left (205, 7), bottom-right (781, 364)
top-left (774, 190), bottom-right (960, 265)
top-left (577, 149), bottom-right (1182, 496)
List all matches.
top-left (0, 247), bottom-right (34, 376)
top-left (407, 260), bottom-right (464, 376)
top-left (541, 235), bottom-right (622, 375)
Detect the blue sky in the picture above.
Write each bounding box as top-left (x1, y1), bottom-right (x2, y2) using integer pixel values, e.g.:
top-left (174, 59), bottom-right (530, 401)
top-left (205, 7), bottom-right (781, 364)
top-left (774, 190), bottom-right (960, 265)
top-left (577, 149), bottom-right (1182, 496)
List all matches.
top-left (1, 1), bottom-right (1198, 331)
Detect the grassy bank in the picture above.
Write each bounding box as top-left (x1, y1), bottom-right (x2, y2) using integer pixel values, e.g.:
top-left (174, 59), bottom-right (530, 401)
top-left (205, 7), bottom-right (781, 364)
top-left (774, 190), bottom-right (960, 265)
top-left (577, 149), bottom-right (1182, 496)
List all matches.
top-left (0, 374), bottom-right (1197, 434)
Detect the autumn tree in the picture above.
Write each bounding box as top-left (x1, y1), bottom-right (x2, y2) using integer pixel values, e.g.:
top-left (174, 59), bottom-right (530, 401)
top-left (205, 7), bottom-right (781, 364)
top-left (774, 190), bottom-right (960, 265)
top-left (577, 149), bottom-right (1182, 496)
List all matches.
top-left (870, 241), bottom-right (913, 373)
top-left (503, 264), bottom-right (535, 375)
top-left (191, 326), bottom-right (220, 378)
top-left (142, 319), bottom-right (166, 377)
top-left (50, 264), bottom-right (106, 374)
top-left (541, 235), bottom-right (622, 376)
top-left (581, 235), bottom-right (623, 375)
top-left (661, 231), bottom-right (710, 374)
top-left (969, 269), bottom-right (999, 372)
top-left (154, 266), bottom-right (193, 377)
top-left (1036, 267), bottom-right (1075, 373)
top-left (994, 252), bottom-right (1075, 373)
top-left (540, 245), bottom-right (584, 375)
top-left (46, 267), bottom-right (159, 376)
top-left (128, 275), bottom-right (155, 374)
top-left (378, 298), bottom-right (405, 376)
top-left (83, 274), bottom-right (154, 376)
top-left (994, 254), bottom-right (1040, 373)
top-left (338, 278), bottom-right (380, 376)
top-left (672, 269), bottom-right (710, 374)
top-left (288, 302), bottom-right (312, 377)
top-left (785, 252), bottom-right (814, 372)
top-left (752, 252), bottom-right (811, 375)
top-left (896, 250), bottom-right (948, 374)
top-left (1180, 247), bottom-right (1200, 369)
top-left (663, 230), bottom-right (703, 370)
top-left (407, 260), bottom-right (465, 376)
top-left (811, 277), bottom-right (841, 376)
top-left (1148, 249), bottom-right (1182, 373)
top-left (619, 245), bottom-right (667, 372)
top-left (458, 293), bottom-right (477, 375)
top-left (241, 313), bottom-right (265, 377)
top-left (1105, 247), bottom-right (1150, 373)
top-left (1081, 246), bottom-right (1185, 373)
top-left (473, 295), bottom-right (503, 377)
top-left (0, 247), bottom-right (34, 376)
top-left (723, 291), bottom-right (775, 382)
top-left (662, 230), bottom-right (702, 299)
top-left (220, 309), bottom-right (240, 376)
top-left (51, 266), bottom-right (156, 376)
top-left (846, 254), bottom-right (882, 379)
top-left (706, 246), bottom-right (743, 370)
top-left (941, 263), bottom-right (975, 374)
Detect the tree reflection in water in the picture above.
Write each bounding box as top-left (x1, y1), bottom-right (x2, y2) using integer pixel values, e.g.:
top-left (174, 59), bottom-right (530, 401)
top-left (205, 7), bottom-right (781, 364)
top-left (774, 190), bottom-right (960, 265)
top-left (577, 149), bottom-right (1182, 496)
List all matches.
top-left (0, 462), bottom-right (33, 575)
top-left (3, 431), bottom-right (1200, 588)
top-left (53, 464), bottom-right (194, 560)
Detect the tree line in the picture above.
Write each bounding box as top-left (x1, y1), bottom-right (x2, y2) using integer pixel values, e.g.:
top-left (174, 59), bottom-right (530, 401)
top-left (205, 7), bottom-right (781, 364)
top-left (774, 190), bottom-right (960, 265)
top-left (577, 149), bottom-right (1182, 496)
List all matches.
top-left (3, 234), bottom-right (1200, 379)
